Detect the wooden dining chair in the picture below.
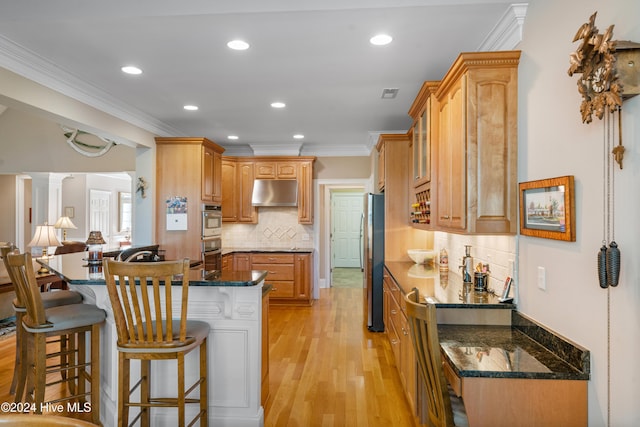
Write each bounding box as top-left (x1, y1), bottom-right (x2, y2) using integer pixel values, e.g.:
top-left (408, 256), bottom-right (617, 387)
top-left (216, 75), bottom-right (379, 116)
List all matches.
top-left (404, 288), bottom-right (469, 427)
top-left (0, 244), bottom-right (83, 399)
top-left (102, 258), bottom-right (209, 427)
top-left (5, 252), bottom-right (105, 425)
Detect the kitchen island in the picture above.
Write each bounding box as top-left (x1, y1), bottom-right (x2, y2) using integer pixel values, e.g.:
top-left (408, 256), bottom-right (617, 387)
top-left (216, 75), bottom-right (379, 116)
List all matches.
top-left (40, 252), bottom-right (268, 427)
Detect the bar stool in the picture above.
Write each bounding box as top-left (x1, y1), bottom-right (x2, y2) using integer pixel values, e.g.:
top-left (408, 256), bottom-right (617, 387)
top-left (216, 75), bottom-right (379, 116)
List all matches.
top-left (102, 258), bottom-right (209, 427)
top-left (404, 288), bottom-right (469, 427)
top-left (5, 252), bottom-right (106, 425)
top-left (0, 245), bottom-right (83, 399)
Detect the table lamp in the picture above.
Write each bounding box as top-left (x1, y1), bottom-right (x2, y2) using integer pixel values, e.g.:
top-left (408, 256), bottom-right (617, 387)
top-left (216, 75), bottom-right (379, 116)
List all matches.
top-left (28, 223), bottom-right (61, 274)
top-left (54, 216), bottom-right (77, 242)
top-left (86, 231), bottom-right (106, 263)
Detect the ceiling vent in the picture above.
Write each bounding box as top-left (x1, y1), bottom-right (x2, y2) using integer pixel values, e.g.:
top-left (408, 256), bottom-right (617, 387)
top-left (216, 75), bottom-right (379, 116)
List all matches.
top-left (381, 88), bottom-right (399, 99)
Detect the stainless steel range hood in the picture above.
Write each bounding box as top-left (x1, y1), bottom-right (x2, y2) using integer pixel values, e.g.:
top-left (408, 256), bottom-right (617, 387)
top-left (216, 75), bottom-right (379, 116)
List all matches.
top-left (251, 179), bottom-right (298, 207)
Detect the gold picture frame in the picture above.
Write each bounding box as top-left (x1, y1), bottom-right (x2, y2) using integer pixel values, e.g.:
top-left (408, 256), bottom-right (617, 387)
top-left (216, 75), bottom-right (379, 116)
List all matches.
top-left (519, 176), bottom-right (575, 242)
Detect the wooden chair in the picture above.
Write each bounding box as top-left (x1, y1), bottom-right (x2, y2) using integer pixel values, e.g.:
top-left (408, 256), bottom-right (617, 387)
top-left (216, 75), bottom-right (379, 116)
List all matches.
top-left (0, 245), bottom-right (83, 399)
top-left (5, 252), bottom-right (105, 425)
top-left (404, 288), bottom-right (469, 427)
top-left (102, 258), bottom-right (209, 427)
top-left (0, 413), bottom-right (99, 426)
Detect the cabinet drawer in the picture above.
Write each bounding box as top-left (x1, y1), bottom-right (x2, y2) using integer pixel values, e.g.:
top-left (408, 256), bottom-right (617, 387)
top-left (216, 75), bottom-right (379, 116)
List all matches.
top-left (252, 253), bottom-right (294, 264)
top-left (443, 358), bottom-right (462, 397)
top-left (268, 280), bottom-right (295, 298)
top-left (252, 263), bottom-right (294, 280)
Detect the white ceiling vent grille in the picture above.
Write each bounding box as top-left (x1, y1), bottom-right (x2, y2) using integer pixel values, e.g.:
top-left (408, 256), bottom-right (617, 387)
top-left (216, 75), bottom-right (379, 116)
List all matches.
top-left (381, 88), bottom-right (399, 99)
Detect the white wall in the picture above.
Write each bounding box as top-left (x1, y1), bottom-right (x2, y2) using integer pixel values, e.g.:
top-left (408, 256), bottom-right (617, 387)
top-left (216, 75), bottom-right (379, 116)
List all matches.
top-left (518, 1), bottom-right (639, 425)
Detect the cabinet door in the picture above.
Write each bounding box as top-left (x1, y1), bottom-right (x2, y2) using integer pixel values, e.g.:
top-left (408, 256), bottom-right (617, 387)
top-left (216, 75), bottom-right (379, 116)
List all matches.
top-left (212, 150), bottom-right (222, 204)
top-left (297, 161), bottom-right (313, 224)
top-left (276, 162), bottom-right (298, 179)
top-left (294, 253), bottom-right (311, 300)
top-left (238, 162), bottom-right (257, 223)
top-left (221, 160), bottom-right (238, 222)
top-left (254, 162), bottom-right (276, 179)
top-left (377, 143), bottom-right (386, 192)
top-left (436, 77), bottom-right (465, 230)
top-left (202, 145), bottom-right (215, 202)
top-left (233, 253), bottom-right (251, 271)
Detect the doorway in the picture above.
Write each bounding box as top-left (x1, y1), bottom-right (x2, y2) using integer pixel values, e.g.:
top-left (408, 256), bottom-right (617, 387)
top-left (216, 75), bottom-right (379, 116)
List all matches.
top-left (330, 190), bottom-right (364, 288)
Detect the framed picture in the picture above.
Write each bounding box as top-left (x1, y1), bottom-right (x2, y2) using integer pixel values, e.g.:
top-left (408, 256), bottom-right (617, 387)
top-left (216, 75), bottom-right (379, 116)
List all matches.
top-left (64, 206), bottom-right (75, 218)
top-left (519, 175), bottom-right (575, 241)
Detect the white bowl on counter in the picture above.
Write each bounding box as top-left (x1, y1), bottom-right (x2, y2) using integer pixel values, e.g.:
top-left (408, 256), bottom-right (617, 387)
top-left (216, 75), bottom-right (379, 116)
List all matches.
top-left (407, 249), bottom-right (436, 265)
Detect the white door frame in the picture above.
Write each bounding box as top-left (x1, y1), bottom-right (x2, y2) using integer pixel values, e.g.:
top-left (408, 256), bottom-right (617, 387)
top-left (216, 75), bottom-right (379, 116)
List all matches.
top-left (314, 178), bottom-right (372, 293)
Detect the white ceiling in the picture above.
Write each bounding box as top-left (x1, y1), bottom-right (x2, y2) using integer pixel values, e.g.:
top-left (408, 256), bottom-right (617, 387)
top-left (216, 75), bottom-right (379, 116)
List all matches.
top-left (0, 1), bottom-right (526, 156)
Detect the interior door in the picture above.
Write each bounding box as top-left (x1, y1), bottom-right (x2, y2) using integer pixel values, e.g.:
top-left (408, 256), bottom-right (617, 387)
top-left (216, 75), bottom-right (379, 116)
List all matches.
top-left (89, 189), bottom-right (111, 244)
top-left (331, 191), bottom-right (364, 268)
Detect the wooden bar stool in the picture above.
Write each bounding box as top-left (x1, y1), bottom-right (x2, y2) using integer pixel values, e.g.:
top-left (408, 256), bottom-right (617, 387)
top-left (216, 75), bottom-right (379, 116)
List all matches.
top-left (5, 252), bottom-right (106, 425)
top-left (1, 245), bottom-right (83, 399)
top-left (102, 258), bottom-right (209, 427)
top-left (404, 288), bottom-right (469, 427)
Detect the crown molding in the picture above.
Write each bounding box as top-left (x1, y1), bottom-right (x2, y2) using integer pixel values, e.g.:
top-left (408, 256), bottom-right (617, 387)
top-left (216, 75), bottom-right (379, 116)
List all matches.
top-left (478, 3), bottom-right (528, 51)
top-left (0, 34), bottom-right (183, 137)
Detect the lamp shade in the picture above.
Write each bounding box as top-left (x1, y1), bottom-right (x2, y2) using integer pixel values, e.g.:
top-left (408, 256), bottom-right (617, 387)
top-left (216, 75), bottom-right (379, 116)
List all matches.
top-left (28, 224), bottom-right (61, 248)
top-left (86, 231), bottom-right (106, 245)
top-left (54, 216), bottom-right (77, 230)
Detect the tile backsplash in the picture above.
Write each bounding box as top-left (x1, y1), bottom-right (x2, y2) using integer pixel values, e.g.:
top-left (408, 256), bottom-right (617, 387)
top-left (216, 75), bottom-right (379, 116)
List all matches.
top-left (434, 231), bottom-right (517, 298)
top-left (222, 207), bottom-right (314, 249)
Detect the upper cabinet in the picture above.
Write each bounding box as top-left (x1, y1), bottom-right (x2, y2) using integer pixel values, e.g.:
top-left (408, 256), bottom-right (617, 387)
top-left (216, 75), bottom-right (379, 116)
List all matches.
top-left (408, 81), bottom-right (439, 188)
top-left (222, 156), bottom-right (316, 225)
top-left (433, 51), bottom-right (520, 234)
top-left (155, 137), bottom-right (225, 260)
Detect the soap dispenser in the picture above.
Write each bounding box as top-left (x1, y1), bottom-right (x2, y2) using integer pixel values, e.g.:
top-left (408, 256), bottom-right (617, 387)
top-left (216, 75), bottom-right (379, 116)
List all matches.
top-left (460, 245), bottom-right (473, 284)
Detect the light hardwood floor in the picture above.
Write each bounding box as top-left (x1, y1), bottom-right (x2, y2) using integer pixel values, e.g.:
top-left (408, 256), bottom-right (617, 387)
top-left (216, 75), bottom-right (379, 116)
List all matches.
top-left (265, 287), bottom-right (416, 426)
top-left (0, 287), bottom-right (416, 426)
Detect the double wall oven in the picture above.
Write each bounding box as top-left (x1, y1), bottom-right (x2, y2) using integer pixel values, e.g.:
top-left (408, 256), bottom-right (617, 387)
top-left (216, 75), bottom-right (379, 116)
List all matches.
top-left (202, 204), bottom-right (222, 271)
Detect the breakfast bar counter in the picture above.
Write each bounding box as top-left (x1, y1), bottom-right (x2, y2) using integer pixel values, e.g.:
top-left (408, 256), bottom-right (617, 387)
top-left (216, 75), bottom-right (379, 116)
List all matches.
top-left (40, 252), bottom-right (267, 427)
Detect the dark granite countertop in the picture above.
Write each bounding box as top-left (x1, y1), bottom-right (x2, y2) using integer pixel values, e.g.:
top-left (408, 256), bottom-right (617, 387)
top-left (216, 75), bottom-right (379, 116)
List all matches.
top-left (222, 247), bottom-right (314, 255)
top-left (438, 323), bottom-right (589, 380)
top-left (39, 252), bottom-right (267, 287)
top-left (385, 261), bottom-right (514, 309)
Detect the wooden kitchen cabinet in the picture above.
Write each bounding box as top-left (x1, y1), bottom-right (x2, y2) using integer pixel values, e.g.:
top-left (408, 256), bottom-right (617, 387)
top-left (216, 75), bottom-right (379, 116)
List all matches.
top-left (383, 269), bottom-right (419, 418)
top-left (254, 161), bottom-right (298, 179)
top-left (221, 253), bottom-right (232, 272)
top-left (376, 142), bottom-right (385, 192)
top-left (233, 253), bottom-right (251, 271)
top-left (155, 137), bottom-right (225, 261)
top-left (408, 81), bottom-right (439, 188)
top-left (251, 252), bottom-right (313, 306)
top-left (222, 156), bottom-right (315, 224)
top-left (221, 158), bottom-right (257, 223)
top-left (434, 51), bottom-right (520, 234)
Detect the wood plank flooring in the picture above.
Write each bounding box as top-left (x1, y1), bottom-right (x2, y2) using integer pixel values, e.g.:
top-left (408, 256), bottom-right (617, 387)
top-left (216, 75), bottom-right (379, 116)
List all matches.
top-left (0, 287), bottom-right (416, 426)
top-left (265, 287), bottom-right (416, 426)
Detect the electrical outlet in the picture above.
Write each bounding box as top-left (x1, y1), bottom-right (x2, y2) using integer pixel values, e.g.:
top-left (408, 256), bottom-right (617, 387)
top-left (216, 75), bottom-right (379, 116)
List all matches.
top-left (537, 266), bottom-right (546, 290)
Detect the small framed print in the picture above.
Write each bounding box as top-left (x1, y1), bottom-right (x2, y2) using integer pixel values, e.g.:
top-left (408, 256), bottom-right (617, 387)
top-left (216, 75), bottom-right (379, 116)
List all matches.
top-left (499, 277), bottom-right (513, 303)
top-left (519, 175), bottom-right (575, 241)
top-left (64, 206), bottom-right (75, 218)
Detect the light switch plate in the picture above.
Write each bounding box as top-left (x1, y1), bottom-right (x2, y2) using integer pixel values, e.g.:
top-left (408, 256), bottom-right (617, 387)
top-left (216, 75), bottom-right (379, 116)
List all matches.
top-left (537, 266), bottom-right (546, 290)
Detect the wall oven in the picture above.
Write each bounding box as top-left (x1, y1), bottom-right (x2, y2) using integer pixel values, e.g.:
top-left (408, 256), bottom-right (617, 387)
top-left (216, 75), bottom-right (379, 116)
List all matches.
top-left (202, 237), bottom-right (222, 272)
top-left (202, 204), bottom-right (222, 238)
top-left (202, 205), bottom-right (222, 271)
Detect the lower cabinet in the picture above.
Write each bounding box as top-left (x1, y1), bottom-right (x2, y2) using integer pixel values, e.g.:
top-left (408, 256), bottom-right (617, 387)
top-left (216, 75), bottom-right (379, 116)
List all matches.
top-left (383, 268), bottom-right (420, 420)
top-left (231, 251), bottom-right (314, 306)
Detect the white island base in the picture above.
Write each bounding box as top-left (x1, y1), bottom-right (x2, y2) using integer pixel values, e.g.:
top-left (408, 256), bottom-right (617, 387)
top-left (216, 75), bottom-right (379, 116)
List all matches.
top-left (72, 282), bottom-right (265, 427)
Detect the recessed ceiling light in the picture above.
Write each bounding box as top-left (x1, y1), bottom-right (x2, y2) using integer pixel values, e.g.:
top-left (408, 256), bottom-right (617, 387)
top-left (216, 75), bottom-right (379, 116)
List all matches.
top-left (121, 65), bottom-right (142, 75)
top-left (271, 102), bottom-right (286, 108)
top-left (293, 134), bottom-right (304, 139)
top-left (183, 105), bottom-right (198, 111)
top-left (228, 135), bottom-right (239, 140)
top-left (227, 40), bottom-right (250, 50)
top-left (369, 34), bottom-right (392, 46)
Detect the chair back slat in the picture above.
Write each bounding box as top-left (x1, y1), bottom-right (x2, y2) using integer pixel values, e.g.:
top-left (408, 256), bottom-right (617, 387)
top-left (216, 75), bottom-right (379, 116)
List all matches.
top-left (405, 288), bottom-right (456, 427)
top-left (1, 245), bottom-right (21, 304)
top-left (5, 252), bottom-right (49, 329)
top-left (103, 258), bottom-right (191, 348)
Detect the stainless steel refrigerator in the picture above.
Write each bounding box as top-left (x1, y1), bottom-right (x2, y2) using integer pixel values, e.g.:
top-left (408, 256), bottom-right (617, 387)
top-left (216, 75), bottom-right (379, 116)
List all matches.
top-left (362, 193), bottom-right (384, 332)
